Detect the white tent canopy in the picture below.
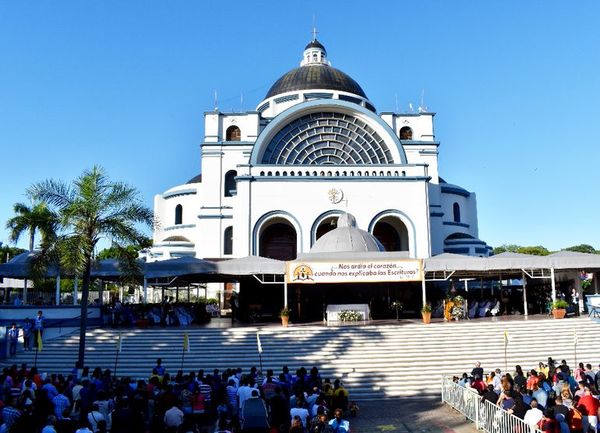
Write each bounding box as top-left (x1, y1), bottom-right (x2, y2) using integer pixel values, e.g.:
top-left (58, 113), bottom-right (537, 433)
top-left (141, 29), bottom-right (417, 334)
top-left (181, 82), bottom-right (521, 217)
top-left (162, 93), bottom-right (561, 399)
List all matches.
top-left (216, 256), bottom-right (285, 276)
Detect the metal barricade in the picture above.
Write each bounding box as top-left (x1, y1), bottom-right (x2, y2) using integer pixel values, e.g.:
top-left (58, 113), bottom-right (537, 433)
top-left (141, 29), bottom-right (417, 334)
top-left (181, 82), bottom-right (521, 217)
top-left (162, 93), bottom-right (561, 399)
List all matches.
top-left (481, 400), bottom-right (542, 433)
top-left (441, 376), bottom-right (480, 426)
top-left (441, 376), bottom-right (543, 433)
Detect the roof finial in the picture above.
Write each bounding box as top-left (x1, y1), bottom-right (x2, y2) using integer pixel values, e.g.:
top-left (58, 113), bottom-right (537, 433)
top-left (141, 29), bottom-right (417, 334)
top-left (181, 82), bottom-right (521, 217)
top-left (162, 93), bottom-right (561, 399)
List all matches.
top-left (312, 14), bottom-right (318, 41)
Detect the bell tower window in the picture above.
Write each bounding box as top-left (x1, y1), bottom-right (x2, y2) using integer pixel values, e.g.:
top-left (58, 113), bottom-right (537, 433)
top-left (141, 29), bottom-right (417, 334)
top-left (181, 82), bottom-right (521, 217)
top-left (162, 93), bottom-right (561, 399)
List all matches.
top-left (224, 226), bottom-right (233, 255)
top-left (226, 126), bottom-right (241, 141)
top-left (224, 170), bottom-right (237, 197)
top-left (400, 126), bottom-right (413, 140)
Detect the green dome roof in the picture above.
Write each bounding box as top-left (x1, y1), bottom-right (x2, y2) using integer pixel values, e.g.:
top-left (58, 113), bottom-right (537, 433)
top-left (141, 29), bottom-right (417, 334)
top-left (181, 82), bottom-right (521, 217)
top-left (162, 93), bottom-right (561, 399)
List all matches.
top-left (265, 64), bottom-right (367, 99)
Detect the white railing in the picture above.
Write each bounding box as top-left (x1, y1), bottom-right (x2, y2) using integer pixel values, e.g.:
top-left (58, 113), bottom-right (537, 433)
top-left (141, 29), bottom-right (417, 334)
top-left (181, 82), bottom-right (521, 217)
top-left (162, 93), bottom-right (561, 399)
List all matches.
top-left (441, 376), bottom-right (543, 433)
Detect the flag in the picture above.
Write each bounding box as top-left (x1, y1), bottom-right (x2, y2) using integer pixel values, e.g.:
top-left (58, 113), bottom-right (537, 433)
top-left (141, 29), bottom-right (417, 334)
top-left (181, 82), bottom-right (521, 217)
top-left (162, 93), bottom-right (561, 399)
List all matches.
top-left (36, 332), bottom-right (43, 352)
top-left (183, 332), bottom-right (190, 352)
top-left (116, 332), bottom-right (122, 352)
top-left (503, 330), bottom-right (508, 346)
top-left (256, 332), bottom-right (263, 354)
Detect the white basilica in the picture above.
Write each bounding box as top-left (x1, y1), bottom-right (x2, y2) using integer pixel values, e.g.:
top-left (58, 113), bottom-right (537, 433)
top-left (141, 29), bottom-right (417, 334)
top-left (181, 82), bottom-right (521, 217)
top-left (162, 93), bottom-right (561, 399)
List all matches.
top-left (150, 38), bottom-right (491, 264)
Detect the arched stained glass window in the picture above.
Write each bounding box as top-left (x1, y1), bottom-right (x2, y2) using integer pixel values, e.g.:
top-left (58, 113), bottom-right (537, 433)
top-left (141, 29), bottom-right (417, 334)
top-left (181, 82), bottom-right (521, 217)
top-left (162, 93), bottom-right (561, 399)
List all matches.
top-left (261, 112), bottom-right (394, 165)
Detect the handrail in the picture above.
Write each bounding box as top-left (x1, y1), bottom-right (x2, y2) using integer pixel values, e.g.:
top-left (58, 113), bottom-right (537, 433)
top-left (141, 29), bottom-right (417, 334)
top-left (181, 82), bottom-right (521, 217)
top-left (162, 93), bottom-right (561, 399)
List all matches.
top-left (441, 375), bottom-right (543, 433)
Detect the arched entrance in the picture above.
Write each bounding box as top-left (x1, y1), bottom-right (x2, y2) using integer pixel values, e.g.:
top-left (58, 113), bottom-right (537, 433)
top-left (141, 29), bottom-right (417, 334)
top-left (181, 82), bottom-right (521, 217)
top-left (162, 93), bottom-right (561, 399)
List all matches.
top-left (315, 216), bottom-right (338, 242)
top-left (372, 216), bottom-right (409, 252)
top-left (259, 219), bottom-right (297, 260)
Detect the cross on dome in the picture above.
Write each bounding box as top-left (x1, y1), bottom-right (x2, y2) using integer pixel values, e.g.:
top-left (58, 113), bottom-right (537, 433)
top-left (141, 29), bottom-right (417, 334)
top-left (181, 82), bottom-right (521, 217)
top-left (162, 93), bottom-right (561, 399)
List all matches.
top-left (300, 33), bottom-right (329, 66)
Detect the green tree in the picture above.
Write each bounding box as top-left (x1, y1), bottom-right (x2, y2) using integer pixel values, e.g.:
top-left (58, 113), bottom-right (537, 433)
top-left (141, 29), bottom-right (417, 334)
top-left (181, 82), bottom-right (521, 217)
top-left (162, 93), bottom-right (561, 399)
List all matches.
top-left (516, 245), bottom-right (550, 256)
top-left (6, 200), bottom-right (58, 302)
top-left (493, 244), bottom-right (520, 254)
top-left (493, 244), bottom-right (550, 256)
top-left (565, 244), bottom-right (598, 254)
top-left (6, 201), bottom-right (57, 251)
top-left (0, 242), bottom-right (25, 264)
top-left (97, 237), bottom-right (151, 260)
top-left (29, 166), bottom-right (153, 368)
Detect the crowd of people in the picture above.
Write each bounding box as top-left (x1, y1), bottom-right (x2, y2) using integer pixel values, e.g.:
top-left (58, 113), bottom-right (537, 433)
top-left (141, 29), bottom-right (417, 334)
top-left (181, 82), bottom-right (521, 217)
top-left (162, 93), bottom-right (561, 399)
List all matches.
top-left (105, 301), bottom-right (213, 328)
top-left (0, 360), bottom-right (353, 433)
top-left (456, 358), bottom-right (600, 432)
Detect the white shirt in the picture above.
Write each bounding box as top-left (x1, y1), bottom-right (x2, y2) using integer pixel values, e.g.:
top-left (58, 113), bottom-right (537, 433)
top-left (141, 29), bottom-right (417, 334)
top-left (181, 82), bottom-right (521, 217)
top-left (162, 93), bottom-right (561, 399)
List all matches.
top-left (71, 384), bottom-right (83, 401)
top-left (87, 410), bottom-right (106, 433)
top-left (164, 406), bottom-right (184, 427)
top-left (237, 385), bottom-right (253, 409)
top-left (290, 407), bottom-right (310, 427)
top-left (523, 407), bottom-right (543, 427)
top-left (492, 376), bottom-right (502, 392)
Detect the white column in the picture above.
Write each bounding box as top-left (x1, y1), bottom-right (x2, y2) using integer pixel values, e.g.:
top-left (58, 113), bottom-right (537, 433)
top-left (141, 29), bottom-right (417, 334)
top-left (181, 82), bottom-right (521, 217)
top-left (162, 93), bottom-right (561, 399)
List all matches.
top-left (576, 273), bottom-right (584, 314)
top-left (421, 278), bottom-right (427, 307)
top-left (55, 275), bottom-right (61, 306)
top-left (98, 281), bottom-right (104, 305)
top-left (23, 280), bottom-right (28, 305)
top-left (143, 278), bottom-right (148, 303)
top-left (73, 278), bottom-right (79, 305)
top-left (522, 271), bottom-right (528, 316)
top-left (550, 268), bottom-right (556, 302)
top-left (464, 279), bottom-right (469, 320)
top-left (283, 280), bottom-right (288, 308)
top-left (465, 278), bottom-right (471, 320)
top-left (119, 285), bottom-right (123, 302)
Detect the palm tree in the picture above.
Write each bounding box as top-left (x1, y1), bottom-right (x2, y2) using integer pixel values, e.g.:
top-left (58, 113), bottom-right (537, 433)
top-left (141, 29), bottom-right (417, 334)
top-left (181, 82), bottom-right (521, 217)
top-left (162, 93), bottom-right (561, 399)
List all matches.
top-left (6, 200), bottom-right (58, 303)
top-left (29, 166), bottom-right (153, 368)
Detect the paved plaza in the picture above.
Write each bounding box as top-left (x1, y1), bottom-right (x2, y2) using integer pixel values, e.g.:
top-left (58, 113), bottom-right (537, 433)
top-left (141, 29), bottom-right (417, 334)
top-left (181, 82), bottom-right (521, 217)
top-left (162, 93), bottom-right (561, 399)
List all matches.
top-left (349, 399), bottom-right (476, 433)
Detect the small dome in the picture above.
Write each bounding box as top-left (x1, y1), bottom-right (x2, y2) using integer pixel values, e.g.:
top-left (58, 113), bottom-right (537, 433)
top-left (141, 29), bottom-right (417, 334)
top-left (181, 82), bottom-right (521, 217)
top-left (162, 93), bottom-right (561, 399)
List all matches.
top-left (305, 39), bottom-right (326, 52)
top-left (162, 236), bottom-right (193, 243)
top-left (310, 212), bottom-right (385, 253)
top-left (265, 64), bottom-right (367, 99)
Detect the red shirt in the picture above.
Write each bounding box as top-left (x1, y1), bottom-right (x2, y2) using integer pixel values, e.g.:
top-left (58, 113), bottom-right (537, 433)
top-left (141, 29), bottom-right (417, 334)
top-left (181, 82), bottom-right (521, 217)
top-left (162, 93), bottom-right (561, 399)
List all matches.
top-left (526, 375), bottom-right (539, 390)
top-left (471, 379), bottom-right (486, 394)
top-left (577, 395), bottom-right (600, 416)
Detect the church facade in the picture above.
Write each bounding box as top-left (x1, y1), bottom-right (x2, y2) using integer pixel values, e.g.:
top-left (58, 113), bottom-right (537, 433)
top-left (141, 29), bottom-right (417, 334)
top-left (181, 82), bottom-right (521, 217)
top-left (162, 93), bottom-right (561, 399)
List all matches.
top-left (150, 39), bottom-right (491, 263)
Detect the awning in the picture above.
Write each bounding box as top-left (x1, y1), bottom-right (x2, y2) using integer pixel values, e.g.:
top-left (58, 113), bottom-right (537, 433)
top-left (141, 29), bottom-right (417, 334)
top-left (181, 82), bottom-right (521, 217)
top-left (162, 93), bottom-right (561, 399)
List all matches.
top-left (144, 256), bottom-right (218, 279)
top-left (216, 256), bottom-right (285, 276)
top-left (0, 251), bottom-right (60, 278)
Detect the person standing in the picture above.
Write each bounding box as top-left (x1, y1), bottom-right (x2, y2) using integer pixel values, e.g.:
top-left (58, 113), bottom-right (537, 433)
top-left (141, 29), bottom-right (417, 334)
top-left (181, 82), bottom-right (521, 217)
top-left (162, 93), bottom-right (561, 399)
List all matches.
top-left (577, 387), bottom-right (599, 433)
top-left (328, 408), bottom-right (350, 433)
top-left (41, 415), bottom-right (58, 433)
top-left (22, 318), bottom-right (32, 351)
top-left (163, 402), bottom-right (184, 431)
top-left (34, 310), bottom-right (45, 346)
top-left (8, 323), bottom-right (19, 357)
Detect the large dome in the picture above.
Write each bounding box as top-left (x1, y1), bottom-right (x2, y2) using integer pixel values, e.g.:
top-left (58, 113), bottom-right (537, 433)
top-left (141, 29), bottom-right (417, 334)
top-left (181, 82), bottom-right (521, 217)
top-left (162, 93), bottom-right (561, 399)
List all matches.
top-left (265, 64), bottom-right (367, 99)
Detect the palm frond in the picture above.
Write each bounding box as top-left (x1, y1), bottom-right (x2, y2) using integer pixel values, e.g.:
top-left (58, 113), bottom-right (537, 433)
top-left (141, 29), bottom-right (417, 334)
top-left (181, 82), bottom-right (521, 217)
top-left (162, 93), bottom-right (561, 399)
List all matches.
top-left (28, 179), bottom-right (73, 209)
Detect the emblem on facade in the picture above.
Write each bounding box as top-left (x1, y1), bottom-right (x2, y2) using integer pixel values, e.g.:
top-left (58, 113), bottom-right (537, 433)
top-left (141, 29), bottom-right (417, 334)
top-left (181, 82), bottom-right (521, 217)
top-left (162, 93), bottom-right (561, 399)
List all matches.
top-left (328, 188), bottom-right (344, 204)
top-left (292, 264), bottom-right (314, 281)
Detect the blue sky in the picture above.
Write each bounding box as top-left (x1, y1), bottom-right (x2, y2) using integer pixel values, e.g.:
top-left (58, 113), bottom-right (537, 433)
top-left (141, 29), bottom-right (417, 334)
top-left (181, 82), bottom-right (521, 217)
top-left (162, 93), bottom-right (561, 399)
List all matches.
top-left (1, 1), bottom-right (599, 252)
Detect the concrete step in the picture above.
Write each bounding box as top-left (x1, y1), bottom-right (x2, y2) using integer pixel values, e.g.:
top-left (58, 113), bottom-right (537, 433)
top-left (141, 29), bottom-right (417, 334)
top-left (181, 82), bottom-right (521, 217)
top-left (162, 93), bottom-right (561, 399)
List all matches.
top-left (4, 316), bottom-right (599, 400)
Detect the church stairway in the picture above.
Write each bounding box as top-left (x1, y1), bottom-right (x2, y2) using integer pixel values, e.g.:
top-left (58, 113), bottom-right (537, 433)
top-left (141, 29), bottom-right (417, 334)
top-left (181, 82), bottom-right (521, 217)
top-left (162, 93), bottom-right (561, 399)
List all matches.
top-left (5, 316), bottom-right (600, 400)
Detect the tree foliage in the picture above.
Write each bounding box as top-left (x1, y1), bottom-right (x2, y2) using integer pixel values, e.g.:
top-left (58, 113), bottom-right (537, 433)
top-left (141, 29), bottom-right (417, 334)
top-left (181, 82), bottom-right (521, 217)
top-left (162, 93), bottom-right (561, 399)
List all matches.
top-left (97, 237), bottom-right (152, 260)
top-left (28, 165), bottom-right (154, 367)
top-left (564, 244), bottom-right (598, 254)
top-left (0, 242), bottom-right (25, 264)
top-left (493, 244), bottom-right (550, 256)
top-left (6, 201), bottom-right (58, 251)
